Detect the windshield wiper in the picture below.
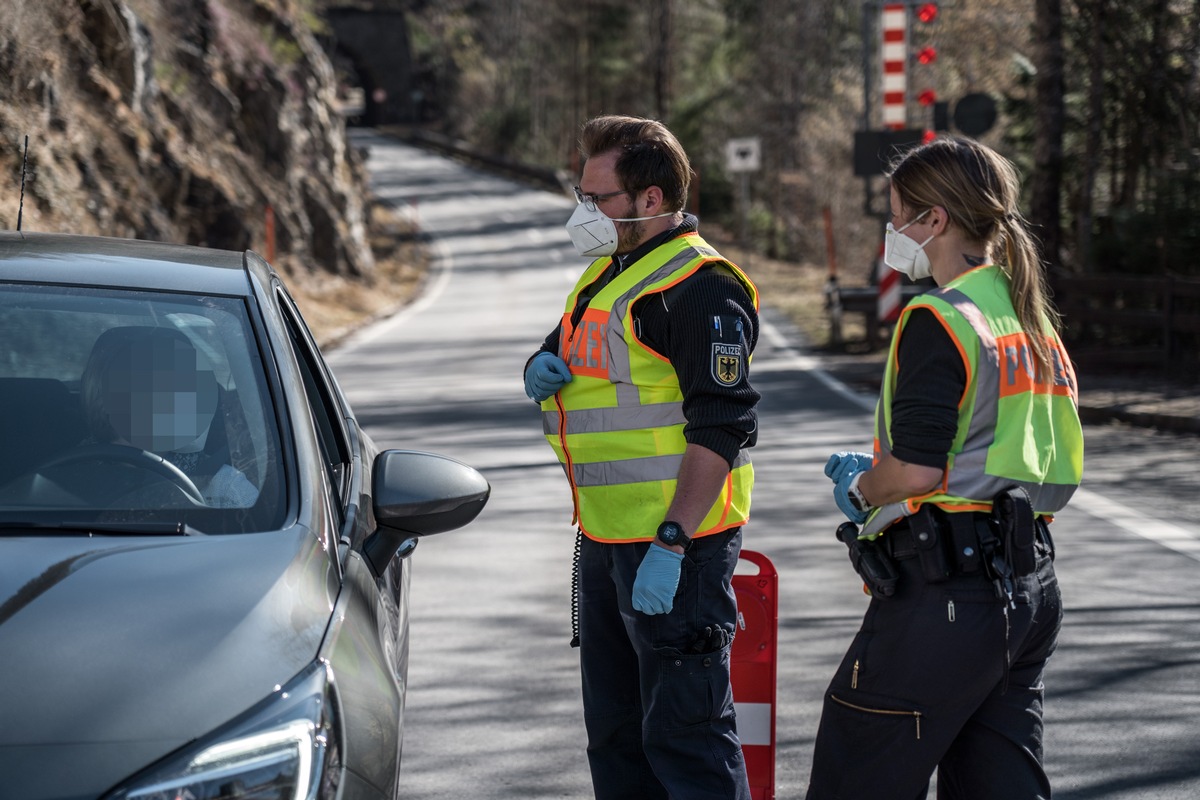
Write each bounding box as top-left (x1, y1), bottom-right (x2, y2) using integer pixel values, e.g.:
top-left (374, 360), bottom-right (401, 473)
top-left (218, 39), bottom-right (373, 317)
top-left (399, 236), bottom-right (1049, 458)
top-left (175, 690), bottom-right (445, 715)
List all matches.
top-left (0, 521), bottom-right (205, 536)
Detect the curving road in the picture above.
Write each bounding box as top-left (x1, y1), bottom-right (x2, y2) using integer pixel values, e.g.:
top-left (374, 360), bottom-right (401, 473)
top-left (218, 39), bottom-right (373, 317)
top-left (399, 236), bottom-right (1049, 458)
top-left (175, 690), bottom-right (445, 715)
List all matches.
top-left (328, 129), bottom-right (1200, 799)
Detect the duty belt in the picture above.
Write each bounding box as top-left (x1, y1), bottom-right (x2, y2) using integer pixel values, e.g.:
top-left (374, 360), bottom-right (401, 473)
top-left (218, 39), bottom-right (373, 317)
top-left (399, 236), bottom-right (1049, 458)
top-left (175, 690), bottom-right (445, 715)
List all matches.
top-left (884, 510), bottom-right (992, 575)
top-left (883, 500), bottom-right (1052, 584)
top-left (836, 488), bottom-right (1053, 605)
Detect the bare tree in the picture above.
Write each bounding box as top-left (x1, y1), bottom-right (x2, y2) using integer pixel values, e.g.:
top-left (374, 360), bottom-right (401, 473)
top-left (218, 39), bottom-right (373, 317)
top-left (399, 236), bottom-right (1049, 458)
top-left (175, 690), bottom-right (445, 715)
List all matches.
top-left (649, 0), bottom-right (672, 121)
top-left (1030, 0), bottom-right (1065, 270)
top-left (1074, 0), bottom-right (1105, 274)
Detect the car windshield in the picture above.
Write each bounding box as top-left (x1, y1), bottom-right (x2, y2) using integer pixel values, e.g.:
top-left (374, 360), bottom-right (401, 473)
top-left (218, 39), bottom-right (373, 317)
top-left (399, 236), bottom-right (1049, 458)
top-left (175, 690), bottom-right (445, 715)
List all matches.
top-left (0, 283), bottom-right (285, 533)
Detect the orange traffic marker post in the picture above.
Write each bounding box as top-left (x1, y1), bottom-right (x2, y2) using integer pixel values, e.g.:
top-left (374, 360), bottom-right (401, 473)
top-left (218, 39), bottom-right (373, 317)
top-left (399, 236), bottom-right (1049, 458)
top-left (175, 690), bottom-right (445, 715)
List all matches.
top-left (731, 550), bottom-right (778, 800)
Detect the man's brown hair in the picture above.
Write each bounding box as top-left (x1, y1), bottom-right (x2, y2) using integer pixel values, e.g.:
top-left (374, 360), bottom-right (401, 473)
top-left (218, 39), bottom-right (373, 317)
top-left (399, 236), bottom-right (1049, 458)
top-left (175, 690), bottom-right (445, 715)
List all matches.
top-left (579, 115), bottom-right (691, 213)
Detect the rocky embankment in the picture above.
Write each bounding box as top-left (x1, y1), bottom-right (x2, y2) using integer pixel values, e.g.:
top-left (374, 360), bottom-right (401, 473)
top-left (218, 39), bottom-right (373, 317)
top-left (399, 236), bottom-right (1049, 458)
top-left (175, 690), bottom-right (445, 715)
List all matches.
top-left (0, 0), bottom-right (373, 282)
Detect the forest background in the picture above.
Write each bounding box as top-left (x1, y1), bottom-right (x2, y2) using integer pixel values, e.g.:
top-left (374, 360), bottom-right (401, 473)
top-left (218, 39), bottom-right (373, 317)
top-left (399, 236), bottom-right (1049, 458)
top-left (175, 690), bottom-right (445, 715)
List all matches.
top-left (2, 0), bottom-right (1198, 365)
top-left (403, 0), bottom-right (1199, 283)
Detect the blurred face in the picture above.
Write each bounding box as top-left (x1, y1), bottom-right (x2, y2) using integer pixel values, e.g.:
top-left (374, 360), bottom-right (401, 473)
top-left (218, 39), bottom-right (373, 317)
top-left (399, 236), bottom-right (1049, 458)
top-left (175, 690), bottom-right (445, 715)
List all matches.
top-left (104, 336), bottom-right (218, 453)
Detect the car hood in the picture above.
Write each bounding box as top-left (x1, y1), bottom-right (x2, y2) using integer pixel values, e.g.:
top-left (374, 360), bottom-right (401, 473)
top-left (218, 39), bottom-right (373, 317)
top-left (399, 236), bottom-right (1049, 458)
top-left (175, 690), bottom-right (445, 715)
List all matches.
top-left (0, 527), bottom-right (339, 800)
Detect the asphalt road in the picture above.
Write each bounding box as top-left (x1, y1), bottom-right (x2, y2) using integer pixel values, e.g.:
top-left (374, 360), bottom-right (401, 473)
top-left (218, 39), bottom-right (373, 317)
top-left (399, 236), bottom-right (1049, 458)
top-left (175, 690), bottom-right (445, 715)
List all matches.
top-left (328, 130), bottom-right (1200, 799)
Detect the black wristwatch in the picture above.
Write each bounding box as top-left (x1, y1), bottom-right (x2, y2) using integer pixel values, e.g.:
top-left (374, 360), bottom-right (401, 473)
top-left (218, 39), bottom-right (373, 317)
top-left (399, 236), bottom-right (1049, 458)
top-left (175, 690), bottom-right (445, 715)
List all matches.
top-left (655, 520), bottom-right (692, 550)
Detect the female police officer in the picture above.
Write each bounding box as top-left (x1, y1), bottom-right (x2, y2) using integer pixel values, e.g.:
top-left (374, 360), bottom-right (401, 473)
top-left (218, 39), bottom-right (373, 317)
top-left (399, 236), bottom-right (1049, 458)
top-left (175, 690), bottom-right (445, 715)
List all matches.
top-left (806, 137), bottom-right (1084, 799)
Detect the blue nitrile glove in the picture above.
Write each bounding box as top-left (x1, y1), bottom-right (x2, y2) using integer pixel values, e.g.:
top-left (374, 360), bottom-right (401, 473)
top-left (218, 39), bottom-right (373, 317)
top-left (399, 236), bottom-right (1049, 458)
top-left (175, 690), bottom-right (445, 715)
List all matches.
top-left (524, 352), bottom-right (573, 401)
top-left (632, 545), bottom-right (685, 615)
top-left (833, 469), bottom-right (870, 526)
top-left (824, 451), bottom-right (873, 483)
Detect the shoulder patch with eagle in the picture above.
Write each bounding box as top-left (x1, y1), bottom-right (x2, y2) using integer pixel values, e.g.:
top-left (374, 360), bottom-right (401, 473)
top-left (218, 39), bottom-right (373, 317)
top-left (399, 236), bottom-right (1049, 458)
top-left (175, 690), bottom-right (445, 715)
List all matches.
top-left (709, 314), bottom-right (746, 386)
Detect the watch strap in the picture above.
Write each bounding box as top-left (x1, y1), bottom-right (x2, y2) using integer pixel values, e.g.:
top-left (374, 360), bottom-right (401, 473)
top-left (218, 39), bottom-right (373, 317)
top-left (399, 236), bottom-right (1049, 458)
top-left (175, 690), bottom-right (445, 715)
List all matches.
top-left (848, 471), bottom-right (873, 513)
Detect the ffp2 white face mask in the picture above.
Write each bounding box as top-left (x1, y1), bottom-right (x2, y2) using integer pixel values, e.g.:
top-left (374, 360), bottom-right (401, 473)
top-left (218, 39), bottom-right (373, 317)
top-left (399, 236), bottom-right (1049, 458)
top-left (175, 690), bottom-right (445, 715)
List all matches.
top-left (564, 201), bottom-right (676, 258)
top-left (883, 209), bottom-right (935, 281)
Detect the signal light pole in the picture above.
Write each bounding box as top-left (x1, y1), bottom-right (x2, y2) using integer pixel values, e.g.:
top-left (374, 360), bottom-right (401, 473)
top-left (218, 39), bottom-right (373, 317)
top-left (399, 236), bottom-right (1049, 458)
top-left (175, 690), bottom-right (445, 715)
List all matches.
top-left (856, 1), bottom-right (945, 215)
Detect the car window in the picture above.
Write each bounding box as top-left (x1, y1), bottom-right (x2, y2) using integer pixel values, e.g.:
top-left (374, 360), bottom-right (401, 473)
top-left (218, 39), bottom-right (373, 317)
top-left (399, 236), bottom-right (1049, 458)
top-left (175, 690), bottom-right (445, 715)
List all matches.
top-left (0, 283), bottom-right (285, 533)
top-left (276, 289), bottom-right (351, 515)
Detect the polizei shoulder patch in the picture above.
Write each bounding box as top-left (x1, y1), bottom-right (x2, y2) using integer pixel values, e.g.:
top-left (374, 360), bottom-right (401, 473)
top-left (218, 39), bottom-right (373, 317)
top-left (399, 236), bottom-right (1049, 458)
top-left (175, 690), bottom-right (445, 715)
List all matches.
top-left (712, 342), bottom-right (742, 385)
top-left (710, 314), bottom-right (745, 386)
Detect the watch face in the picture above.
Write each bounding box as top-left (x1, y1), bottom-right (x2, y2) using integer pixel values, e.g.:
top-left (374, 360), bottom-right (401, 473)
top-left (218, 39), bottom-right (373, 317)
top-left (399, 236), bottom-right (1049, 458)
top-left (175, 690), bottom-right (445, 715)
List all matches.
top-left (657, 522), bottom-right (686, 546)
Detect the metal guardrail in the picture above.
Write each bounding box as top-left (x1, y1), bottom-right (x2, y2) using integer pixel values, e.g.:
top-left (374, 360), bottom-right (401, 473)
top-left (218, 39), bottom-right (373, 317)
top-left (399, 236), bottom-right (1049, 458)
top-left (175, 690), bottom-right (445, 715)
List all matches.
top-left (824, 280), bottom-right (930, 348)
top-left (1054, 274), bottom-right (1200, 377)
top-left (827, 273), bottom-right (1200, 378)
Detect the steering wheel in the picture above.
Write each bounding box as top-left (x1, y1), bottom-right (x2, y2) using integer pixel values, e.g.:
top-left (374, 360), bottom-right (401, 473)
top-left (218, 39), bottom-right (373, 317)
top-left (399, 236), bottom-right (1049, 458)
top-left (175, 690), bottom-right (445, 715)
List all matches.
top-left (34, 443), bottom-right (205, 505)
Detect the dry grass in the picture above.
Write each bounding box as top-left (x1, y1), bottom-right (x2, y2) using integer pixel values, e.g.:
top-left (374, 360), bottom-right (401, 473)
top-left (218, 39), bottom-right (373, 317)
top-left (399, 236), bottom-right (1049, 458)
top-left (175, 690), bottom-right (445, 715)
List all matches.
top-left (703, 227), bottom-right (874, 352)
top-left (284, 201), bottom-right (428, 349)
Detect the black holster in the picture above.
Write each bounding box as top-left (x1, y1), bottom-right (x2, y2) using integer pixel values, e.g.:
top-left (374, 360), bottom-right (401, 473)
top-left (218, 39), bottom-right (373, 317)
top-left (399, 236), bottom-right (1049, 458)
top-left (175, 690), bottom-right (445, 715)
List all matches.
top-left (836, 522), bottom-right (898, 599)
top-left (908, 505), bottom-right (951, 584)
top-left (944, 512), bottom-right (984, 576)
top-left (990, 486), bottom-right (1037, 577)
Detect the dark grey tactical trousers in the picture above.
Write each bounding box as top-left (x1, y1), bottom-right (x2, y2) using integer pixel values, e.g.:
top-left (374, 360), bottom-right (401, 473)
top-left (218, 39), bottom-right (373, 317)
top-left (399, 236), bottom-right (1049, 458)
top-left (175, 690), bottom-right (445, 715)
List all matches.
top-left (578, 528), bottom-right (751, 800)
top-left (806, 545), bottom-right (1062, 800)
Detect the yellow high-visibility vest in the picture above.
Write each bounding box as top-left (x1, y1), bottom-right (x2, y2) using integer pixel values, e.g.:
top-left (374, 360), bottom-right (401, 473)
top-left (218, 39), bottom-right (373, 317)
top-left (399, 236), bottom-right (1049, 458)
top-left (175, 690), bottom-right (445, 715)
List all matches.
top-left (863, 264), bottom-right (1084, 536)
top-left (541, 233), bottom-right (758, 542)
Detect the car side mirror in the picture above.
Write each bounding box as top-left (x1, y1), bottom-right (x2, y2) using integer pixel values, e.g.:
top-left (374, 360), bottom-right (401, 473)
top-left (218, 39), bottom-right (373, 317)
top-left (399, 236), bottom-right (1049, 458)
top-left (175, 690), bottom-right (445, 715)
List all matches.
top-left (363, 450), bottom-right (490, 575)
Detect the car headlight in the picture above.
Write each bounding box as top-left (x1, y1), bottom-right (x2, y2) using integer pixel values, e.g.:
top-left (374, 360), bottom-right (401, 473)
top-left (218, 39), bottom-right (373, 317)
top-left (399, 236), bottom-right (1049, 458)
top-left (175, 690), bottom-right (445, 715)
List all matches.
top-left (104, 661), bottom-right (342, 800)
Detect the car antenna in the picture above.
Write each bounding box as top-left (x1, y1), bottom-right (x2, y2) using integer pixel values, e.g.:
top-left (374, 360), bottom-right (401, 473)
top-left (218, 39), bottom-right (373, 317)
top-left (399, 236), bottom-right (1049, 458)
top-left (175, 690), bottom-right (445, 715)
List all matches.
top-left (16, 134), bottom-right (29, 232)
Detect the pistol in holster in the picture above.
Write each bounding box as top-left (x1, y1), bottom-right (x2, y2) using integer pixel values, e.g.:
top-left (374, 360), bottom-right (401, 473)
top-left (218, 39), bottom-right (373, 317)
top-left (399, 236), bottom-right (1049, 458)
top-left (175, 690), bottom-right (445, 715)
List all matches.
top-left (971, 486), bottom-right (1038, 607)
top-left (990, 486), bottom-right (1038, 578)
top-left (836, 522), bottom-right (898, 599)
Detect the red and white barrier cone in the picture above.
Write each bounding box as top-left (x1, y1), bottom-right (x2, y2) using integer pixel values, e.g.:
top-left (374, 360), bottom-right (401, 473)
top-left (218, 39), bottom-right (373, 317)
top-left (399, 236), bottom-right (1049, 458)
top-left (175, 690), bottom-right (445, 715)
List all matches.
top-left (732, 550), bottom-right (779, 800)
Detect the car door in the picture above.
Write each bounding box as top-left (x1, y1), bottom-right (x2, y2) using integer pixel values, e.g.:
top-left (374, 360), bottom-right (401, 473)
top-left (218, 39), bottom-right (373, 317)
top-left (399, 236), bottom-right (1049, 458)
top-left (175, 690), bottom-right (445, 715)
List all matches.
top-left (272, 284), bottom-right (411, 792)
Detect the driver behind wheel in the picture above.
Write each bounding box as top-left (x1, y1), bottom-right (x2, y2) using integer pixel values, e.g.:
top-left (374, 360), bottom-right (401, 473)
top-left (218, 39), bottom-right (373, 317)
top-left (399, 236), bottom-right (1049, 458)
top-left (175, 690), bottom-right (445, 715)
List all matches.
top-left (81, 327), bottom-right (259, 508)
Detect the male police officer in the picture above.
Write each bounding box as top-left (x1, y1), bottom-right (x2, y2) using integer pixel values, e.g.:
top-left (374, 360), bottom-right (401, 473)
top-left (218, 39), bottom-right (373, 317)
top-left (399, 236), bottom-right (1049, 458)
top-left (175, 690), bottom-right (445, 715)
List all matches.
top-left (524, 115), bottom-right (760, 800)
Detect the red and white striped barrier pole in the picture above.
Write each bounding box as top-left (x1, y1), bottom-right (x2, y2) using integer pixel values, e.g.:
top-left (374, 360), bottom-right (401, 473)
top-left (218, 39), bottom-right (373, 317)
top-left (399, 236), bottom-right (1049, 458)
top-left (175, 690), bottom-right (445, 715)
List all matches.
top-left (877, 241), bottom-right (901, 324)
top-left (881, 3), bottom-right (908, 131)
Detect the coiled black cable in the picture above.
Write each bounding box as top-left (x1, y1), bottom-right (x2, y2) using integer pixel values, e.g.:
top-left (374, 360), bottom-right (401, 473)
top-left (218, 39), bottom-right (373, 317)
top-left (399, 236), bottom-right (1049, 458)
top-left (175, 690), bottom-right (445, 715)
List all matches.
top-left (570, 529), bottom-right (582, 648)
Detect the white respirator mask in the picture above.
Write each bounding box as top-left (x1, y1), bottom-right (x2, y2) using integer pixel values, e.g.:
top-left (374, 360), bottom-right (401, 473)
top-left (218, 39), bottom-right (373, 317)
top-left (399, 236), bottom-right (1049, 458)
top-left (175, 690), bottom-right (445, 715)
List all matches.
top-left (883, 209), bottom-right (935, 281)
top-left (565, 200), bottom-right (675, 258)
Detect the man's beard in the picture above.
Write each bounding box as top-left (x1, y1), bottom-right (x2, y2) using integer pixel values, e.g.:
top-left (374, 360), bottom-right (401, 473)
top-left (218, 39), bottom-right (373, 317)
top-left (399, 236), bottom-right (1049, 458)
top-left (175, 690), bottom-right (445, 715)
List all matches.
top-left (614, 201), bottom-right (644, 255)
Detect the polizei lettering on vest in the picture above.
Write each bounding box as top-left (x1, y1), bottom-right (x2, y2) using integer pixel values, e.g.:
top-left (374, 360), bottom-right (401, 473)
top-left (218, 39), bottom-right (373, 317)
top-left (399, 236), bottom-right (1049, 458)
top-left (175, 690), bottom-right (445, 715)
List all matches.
top-left (568, 308), bottom-right (610, 380)
top-left (998, 333), bottom-right (1071, 397)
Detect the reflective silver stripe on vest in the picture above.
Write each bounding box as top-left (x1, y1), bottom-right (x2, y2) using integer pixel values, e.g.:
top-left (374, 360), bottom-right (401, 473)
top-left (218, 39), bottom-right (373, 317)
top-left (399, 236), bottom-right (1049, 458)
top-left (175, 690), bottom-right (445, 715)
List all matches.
top-left (936, 288), bottom-right (1000, 483)
top-left (541, 402), bottom-right (686, 436)
top-left (573, 453), bottom-right (684, 486)
top-left (604, 246), bottom-right (715, 406)
top-left (878, 287), bottom-right (1008, 465)
top-left (573, 448), bottom-right (752, 487)
top-left (878, 289), bottom-right (1002, 482)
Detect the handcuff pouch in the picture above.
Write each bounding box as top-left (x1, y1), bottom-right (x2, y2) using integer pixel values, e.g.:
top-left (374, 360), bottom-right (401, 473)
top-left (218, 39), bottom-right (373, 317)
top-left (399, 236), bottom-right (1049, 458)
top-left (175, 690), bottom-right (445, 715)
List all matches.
top-left (909, 505), bottom-right (951, 584)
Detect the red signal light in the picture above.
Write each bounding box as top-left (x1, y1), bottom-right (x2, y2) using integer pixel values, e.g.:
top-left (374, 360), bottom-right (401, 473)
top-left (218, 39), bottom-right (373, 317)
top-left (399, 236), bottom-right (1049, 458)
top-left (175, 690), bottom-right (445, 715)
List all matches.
top-left (922, 129), bottom-right (938, 144)
top-left (917, 3), bottom-right (939, 23)
top-left (917, 46), bottom-right (937, 65)
top-left (918, 89), bottom-right (937, 106)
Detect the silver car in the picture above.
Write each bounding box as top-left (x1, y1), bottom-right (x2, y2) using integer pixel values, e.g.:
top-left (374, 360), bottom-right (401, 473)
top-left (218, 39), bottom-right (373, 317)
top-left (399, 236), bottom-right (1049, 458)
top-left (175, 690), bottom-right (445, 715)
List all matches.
top-left (0, 231), bottom-right (490, 800)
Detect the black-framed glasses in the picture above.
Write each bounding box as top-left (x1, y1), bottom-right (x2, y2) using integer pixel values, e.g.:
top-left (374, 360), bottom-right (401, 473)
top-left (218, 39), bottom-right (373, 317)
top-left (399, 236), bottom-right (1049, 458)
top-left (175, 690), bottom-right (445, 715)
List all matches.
top-left (573, 185), bottom-right (628, 212)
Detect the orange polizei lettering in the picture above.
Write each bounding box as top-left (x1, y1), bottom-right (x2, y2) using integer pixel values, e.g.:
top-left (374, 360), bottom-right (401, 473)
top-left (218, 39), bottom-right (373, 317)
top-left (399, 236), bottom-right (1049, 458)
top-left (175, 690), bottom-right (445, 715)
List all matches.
top-left (997, 333), bottom-right (1072, 397)
top-left (569, 308), bottom-right (609, 379)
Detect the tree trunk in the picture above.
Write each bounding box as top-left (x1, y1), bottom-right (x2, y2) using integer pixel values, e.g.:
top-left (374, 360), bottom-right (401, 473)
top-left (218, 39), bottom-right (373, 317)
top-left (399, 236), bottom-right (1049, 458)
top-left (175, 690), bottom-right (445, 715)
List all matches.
top-left (1077, 0), bottom-right (1105, 274)
top-left (650, 0), bottom-right (672, 121)
top-left (1030, 0), bottom-right (1065, 270)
